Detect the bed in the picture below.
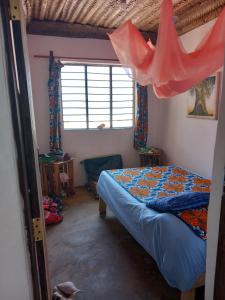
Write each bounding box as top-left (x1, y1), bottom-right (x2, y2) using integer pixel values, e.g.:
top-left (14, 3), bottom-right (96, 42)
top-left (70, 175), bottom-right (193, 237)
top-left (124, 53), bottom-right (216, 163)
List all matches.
top-left (96, 165), bottom-right (208, 300)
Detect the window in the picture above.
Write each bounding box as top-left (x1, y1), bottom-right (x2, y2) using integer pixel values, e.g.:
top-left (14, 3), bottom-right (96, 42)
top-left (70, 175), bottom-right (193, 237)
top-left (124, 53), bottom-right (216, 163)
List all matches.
top-left (61, 64), bottom-right (135, 129)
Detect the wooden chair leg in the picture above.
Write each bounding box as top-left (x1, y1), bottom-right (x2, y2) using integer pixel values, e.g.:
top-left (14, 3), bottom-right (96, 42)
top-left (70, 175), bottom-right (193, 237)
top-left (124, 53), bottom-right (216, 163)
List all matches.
top-left (180, 288), bottom-right (195, 300)
top-left (99, 197), bottom-right (106, 218)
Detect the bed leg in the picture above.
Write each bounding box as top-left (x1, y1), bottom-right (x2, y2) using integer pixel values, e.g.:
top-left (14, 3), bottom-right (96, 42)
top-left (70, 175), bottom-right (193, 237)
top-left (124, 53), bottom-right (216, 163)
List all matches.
top-left (180, 288), bottom-right (195, 300)
top-left (180, 274), bottom-right (205, 300)
top-left (99, 197), bottom-right (106, 218)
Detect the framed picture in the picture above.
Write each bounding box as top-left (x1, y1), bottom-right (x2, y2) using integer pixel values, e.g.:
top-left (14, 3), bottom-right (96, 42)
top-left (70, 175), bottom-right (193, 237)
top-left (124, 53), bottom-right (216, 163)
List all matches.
top-left (187, 73), bottom-right (221, 119)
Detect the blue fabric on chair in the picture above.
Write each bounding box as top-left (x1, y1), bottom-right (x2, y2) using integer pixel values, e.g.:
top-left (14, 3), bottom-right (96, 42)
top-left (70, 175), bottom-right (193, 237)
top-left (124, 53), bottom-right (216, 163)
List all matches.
top-left (146, 192), bottom-right (210, 212)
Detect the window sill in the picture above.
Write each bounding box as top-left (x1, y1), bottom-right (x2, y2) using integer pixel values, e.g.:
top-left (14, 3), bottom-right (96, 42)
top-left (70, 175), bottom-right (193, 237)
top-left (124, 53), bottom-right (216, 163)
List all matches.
top-left (63, 127), bottom-right (134, 132)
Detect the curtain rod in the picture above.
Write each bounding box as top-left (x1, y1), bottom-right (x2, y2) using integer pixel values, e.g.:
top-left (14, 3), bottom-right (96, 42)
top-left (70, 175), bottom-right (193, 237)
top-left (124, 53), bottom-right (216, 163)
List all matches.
top-left (34, 54), bottom-right (119, 62)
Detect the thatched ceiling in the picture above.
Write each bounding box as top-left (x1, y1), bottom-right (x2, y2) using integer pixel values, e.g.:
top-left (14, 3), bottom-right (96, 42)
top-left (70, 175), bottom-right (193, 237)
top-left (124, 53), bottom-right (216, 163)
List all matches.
top-left (23, 0), bottom-right (225, 36)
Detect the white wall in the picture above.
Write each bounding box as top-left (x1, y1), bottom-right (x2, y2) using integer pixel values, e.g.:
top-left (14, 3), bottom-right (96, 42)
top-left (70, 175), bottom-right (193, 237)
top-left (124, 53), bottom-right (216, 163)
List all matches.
top-left (148, 20), bottom-right (218, 179)
top-left (28, 35), bottom-right (140, 186)
top-left (0, 15), bottom-right (33, 300)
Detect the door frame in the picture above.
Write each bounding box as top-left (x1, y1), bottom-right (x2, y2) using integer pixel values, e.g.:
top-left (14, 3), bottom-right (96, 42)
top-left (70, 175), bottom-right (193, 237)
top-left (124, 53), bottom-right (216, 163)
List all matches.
top-left (214, 194), bottom-right (225, 299)
top-left (0, 1), bottom-right (50, 299)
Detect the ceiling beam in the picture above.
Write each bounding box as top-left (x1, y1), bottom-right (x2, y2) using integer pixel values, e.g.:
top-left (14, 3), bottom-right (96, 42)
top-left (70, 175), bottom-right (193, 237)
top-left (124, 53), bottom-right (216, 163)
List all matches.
top-left (26, 21), bottom-right (157, 44)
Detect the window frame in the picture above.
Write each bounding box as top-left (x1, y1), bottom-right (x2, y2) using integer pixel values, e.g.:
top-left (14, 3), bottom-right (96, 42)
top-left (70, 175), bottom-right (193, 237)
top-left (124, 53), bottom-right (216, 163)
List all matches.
top-left (60, 63), bottom-right (136, 131)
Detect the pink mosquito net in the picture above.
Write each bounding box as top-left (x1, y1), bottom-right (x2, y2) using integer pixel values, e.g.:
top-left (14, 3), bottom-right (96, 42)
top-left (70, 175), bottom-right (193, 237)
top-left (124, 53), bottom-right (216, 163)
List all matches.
top-left (109, 0), bottom-right (225, 98)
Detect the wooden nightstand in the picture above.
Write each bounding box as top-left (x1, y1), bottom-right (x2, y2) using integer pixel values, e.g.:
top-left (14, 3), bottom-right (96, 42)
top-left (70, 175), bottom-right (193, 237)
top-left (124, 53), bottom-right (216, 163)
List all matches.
top-left (39, 159), bottom-right (74, 196)
top-left (138, 148), bottom-right (161, 167)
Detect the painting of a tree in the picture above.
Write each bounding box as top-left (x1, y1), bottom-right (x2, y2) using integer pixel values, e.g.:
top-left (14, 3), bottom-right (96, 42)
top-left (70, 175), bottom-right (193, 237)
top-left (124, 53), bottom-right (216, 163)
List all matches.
top-left (187, 74), bottom-right (220, 119)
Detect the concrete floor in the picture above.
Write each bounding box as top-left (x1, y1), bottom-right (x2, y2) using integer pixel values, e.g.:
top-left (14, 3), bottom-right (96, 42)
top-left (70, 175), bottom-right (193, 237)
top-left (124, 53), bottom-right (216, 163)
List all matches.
top-left (46, 187), bottom-right (202, 300)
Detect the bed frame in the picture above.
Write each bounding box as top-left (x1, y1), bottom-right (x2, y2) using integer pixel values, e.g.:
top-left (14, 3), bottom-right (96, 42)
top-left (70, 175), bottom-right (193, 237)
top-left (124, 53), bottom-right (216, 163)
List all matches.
top-left (99, 197), bottom-right (205, 300)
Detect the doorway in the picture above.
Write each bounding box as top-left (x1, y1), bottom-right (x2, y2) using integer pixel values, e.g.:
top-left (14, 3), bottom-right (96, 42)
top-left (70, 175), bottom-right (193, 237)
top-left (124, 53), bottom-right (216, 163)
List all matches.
top-left (2, 1), bottom-right (225, 299)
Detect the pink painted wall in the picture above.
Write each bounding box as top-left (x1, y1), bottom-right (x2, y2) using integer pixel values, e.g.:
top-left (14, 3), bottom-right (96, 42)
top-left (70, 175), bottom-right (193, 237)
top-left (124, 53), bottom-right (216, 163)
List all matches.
top-left (27, 35), bottom-right (140, 186)
top-left (147, 20), bottom-right (218, 179)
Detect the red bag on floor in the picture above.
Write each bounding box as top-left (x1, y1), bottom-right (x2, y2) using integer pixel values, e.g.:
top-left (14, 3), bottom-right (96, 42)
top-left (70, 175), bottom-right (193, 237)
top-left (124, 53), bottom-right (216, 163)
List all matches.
top-left (43, 196), bottom-right (63, 225)
top-left (44, 210), bottom-right (63, 225)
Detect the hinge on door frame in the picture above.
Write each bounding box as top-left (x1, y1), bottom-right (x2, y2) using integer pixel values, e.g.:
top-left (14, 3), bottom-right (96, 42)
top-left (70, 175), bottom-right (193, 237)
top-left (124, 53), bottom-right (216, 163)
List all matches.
top-left (9, 0), bottom-right (20, 21)
top-left (32, 218), bottom-right (43, 242)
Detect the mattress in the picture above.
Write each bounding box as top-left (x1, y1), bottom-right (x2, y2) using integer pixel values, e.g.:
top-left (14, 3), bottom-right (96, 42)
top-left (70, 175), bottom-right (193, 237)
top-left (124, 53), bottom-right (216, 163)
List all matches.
top-left (97, 170), bottom-right (206, 291)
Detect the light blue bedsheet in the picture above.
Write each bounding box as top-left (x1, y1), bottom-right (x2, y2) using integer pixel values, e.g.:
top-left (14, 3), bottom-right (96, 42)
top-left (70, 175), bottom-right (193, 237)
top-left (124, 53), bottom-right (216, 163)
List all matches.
top-left (97, 171), bottom-right (206, 291)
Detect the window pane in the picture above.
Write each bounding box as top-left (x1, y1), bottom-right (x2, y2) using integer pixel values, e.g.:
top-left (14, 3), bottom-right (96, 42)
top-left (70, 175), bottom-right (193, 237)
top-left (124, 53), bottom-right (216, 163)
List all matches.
top-left (113, 87), bottom-right (133, 95)
top-left (113, 107), bottom-right (133, 114)
top-left (87, 66), bottom-right (109, 74)
top-left (88, 87), bottom-right (109, 94)
top-left (112, 120), bottom-right (133, 128)
top-left (62, 87), bottom-right (85, 94)
top-left (88, 80), bottom-right (110, 88)
top-left (112, 74), bottom-right (132, 81)
top-left (112, 66), bottom-right (129, 75)
top-left (89, 115), bottom-right (110, 121)
top-left (89, 121), bottom-right (110, 129)
top-left (89, 108), bottom-right (110, 115)
top-left (89, 94), bottom-right (110, 101)
top-left (62, 94), bottom-right (85, 101)
top-left (112, 81), bottom-right (133, 88)
top-left (88, 73), bottom-right (109, 81)
top-left (61, 80), bottom-right (85, 87)
top-left (61, 73), bottom-right (85, 80)
top-left (63, 108), bottom-right (86, 115)
top-left (62, 65), bottom-right (85, 73)
top-left (64, 122), bottom-right (87, 129)
top-left (113, 101), bottom-right (133, 108)
top-left (113, 94), bottom-right (133, 101)
top-left (63, 115), bottom-right (86, 122)
top-left (88, 102), bottom-right (110, 109)
top-left (113, 114), bottom-right (133, 121)
top-left (62, 101), bottom-right (86, 108)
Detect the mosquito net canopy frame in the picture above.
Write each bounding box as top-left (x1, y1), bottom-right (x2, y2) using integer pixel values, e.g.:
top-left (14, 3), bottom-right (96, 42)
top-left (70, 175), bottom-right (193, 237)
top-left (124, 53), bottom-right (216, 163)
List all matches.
top-left (109, 0), bottom-right (225, 98)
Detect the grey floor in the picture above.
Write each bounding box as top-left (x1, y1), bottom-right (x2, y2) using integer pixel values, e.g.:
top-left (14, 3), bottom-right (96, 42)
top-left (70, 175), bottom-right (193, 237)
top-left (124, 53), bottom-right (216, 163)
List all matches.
top-left (46, 187), bottom-right (195, 300)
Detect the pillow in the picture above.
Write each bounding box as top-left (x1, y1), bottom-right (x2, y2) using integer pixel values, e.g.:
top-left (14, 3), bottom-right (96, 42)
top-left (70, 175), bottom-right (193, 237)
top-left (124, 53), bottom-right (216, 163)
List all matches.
top-left (146, 192), bottom-right (210, 212)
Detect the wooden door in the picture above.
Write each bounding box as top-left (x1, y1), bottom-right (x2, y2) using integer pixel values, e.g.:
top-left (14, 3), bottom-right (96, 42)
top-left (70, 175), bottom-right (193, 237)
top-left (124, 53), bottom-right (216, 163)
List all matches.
top-left (0, 1), bottom-right (50, 299)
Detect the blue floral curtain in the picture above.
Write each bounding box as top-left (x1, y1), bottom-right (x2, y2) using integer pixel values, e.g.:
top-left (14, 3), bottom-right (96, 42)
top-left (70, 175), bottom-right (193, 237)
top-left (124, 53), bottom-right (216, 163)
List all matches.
top-left (134, 83), bottom-right (148, 149)
top-left (48, 51), bottom-right (63, 152)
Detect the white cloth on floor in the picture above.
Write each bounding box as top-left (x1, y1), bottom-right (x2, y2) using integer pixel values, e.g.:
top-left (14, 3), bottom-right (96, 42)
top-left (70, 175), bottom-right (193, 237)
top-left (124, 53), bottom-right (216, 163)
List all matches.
top-left (52, 282), bottom-right (80, 299)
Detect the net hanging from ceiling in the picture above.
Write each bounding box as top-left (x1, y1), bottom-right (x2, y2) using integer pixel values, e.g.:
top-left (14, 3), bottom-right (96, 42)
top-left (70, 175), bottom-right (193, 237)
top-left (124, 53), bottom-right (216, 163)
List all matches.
top-left (109, 0), bottom-right (225, 98)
